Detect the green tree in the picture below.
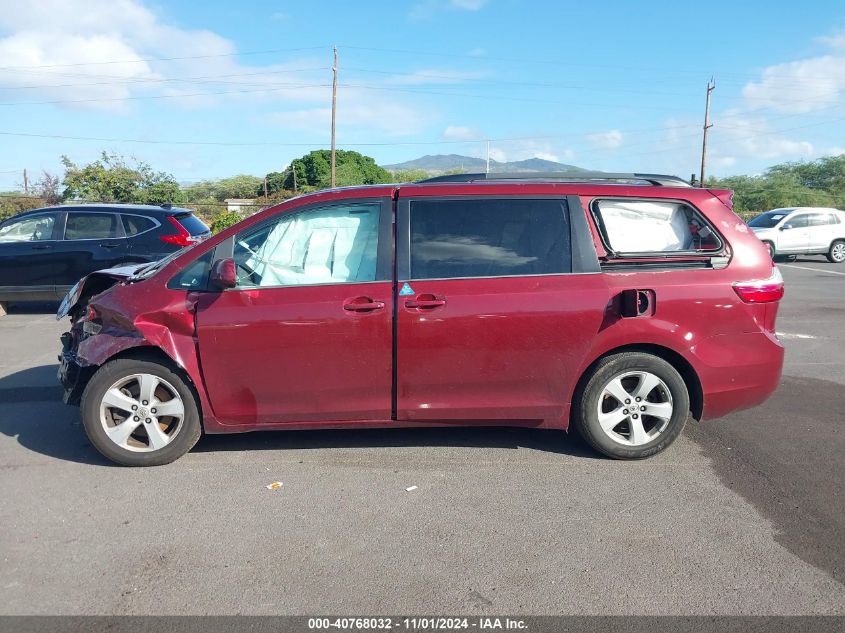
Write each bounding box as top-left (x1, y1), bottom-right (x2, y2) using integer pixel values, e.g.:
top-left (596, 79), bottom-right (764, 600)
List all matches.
top-left (182, 175), bottom-right (263, 202)
top-left (282, 150), bottom-right (391, 189)
top-left (61, 152), bottom-right (186, 205)
top-left (260, 171), bottom-right (287, 196)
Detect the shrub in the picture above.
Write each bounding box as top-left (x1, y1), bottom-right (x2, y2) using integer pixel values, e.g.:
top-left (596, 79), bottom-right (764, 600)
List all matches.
top-left (209, 210), bottom-right (243, 234)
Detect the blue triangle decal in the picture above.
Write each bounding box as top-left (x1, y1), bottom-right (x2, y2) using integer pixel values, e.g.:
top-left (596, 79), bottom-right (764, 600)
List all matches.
top-left (399, 282), bottom-right (415, 296)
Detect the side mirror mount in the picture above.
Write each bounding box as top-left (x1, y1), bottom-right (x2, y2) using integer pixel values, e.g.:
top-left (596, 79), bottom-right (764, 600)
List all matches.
top-left (779, 224), bottom-right (792, 231)
top-left (209, 258), bottom-right (237, 289)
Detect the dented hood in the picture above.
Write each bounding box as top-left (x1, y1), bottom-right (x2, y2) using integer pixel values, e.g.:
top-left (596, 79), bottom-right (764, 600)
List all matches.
top-left (56, 263), bottom-right (151, 320)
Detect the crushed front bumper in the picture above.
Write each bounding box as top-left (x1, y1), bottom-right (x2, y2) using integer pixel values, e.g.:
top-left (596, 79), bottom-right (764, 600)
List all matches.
top-left (58, 332), bottom-right (91, 406)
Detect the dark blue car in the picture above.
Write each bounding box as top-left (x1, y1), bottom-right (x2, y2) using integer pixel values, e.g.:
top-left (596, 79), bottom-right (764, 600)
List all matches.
top-left (0, 204), bottom-right (210, 305)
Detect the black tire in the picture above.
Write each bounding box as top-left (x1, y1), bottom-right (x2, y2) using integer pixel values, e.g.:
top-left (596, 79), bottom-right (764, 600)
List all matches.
top-left (80, 358), bottom-right (202, 466)
top-left (573, 352), bottom-right (690, 459)
top-left (827, 240), bottom-right (845, 264)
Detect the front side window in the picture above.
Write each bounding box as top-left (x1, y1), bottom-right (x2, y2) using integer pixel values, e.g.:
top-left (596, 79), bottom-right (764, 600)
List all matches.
top-left (594, 199), bottom-right (720, 254)
top-left (0, 214), bottom-right (55, 243)
top-left (232, 202), bottom-right (380, 288)
top-left (65, 213), bottom-right (119, 240)
top-left (409, 198), bottom-right (571, 280)
top-left (748, 212), bottom-right (789, 228)
top-left (785, 215), bottom-right (809, 229)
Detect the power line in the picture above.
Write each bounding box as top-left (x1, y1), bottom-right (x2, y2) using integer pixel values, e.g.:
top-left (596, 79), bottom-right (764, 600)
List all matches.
top-left (0, 46), bottom-right (330, 71)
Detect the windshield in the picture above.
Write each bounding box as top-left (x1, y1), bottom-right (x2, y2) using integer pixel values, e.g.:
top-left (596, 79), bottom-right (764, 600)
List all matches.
top-left (130, 242), bottom-right (200, 281)
top-left (748, 212), bottom-right (789, 228)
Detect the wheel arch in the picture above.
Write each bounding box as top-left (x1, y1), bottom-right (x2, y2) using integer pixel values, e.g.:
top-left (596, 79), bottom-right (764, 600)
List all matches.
top-left (88, 346), bottom-right (204, 428)
top-left (571, 343), bottom-right (704, 425)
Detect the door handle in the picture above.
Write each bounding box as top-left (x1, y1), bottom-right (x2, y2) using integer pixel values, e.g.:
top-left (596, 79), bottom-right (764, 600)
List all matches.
top-left (31, 244), bottom-right (52, 250)
top-left (99, 243), bottom-right (120, 248)
top-left (343, 297), bottom-right (385, 312)
top-left (405, 293), bottom-right (446, 309)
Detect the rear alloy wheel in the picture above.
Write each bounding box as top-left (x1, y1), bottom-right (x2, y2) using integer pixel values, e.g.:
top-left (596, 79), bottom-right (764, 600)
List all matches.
top-left (574, 352), bottom-right (690, 459)
top-left (81, 359), bottom-right (201, 466)
top-left (828, 240), bottom-right (845, 264)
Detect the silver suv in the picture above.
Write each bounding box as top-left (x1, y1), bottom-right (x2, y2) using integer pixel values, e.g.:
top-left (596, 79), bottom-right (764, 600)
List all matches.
top-left (748, 207), bottom-right (845, 263)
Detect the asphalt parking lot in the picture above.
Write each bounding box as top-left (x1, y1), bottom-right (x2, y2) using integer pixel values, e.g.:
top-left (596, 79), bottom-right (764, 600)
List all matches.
top-left (0, 259), bottom-right (843, 615)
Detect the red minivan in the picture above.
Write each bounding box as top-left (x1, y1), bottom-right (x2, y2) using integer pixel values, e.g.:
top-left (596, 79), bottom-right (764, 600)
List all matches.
top-left (57, 173), bottom-right (785, 466)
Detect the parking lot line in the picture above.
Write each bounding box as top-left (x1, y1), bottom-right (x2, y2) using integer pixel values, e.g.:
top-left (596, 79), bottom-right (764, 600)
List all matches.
top-left (779, 263), bottom-right (845, 276)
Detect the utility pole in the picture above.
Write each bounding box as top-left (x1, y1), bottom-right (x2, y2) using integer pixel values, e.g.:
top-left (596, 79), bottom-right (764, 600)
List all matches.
top-left (699, 78), bottom-right (715, 186)
top-left (292, 162), bottom-right (297, 193)
top-left (263, 176), bottom-right (268, 198)
top-left (23, 168), bottom-right (28, 195)
top-left (331, 46), bottom-right (338, 188)
top-left (486, 141), bottom-right (490, 174)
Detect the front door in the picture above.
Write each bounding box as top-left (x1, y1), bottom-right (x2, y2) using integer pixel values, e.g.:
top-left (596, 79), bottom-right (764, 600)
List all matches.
top-left (195, 198), bottom-right (393, 426)
top-left (394, 195), bottom-right (608, 424)
top-left (777, 214), bottom-right (810, 253)
top-left (0, 212), bottom-right (61, 294)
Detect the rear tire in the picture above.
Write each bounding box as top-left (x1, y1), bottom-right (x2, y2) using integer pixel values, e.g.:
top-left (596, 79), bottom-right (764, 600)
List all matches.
top-left (827, 240), bottom-right (845, 264)
top-left (80, 358), bottom-right (202, 466)
top-left (573, 352), bottom-right (690, 459)
top-left (761, 240), bottom-right (775, 259)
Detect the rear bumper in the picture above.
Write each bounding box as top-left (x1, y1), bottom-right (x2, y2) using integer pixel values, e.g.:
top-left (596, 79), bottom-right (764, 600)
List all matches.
top-left (695, 331), bottom-right (784, 420)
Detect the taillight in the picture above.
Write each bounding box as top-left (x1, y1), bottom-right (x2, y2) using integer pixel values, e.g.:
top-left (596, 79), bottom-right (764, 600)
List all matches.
top-left (159, 216), bottom-right (198, 247)
top-left (733, 268), bottom-right (784, 303)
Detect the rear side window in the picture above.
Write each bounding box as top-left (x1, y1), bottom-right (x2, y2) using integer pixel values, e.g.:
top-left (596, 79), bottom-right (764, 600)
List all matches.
top-left (409, 198), bottom-right (571, 280)
top-left (174, 213), bottom-right (210, 236)
top-left (64, 213), bottom-right (118, 240)
top-left (593, 199), bottom-right (721, 254)
top-left (122, 214), bottom-right (156, 235)
top-left (808, 213), bottom-right (838, 226)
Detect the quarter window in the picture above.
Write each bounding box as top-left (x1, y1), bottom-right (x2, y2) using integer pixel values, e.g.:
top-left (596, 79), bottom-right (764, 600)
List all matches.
top-left (593, 199), bottom-right (720, 253)
top-left (65, 213), bottom-right (119, 240)
top-left (409, 198), bottom-right (571, 280)
top-left (0, 214), bottom-right (55, 243)
top-left (232, 203), bottom-right (380, 288)
top-left (807, 213), bottom-right (837, 226)
top-left (122, 214), bottom-right (156, 235)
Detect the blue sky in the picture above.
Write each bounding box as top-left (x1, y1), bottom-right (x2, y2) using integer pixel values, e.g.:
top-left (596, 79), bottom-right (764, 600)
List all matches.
top-left (1, 0), bottom-right (844, 189)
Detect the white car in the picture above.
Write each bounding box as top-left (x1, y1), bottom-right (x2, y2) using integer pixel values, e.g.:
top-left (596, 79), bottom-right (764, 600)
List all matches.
top-left (747, 207), bottom-right (845, 263)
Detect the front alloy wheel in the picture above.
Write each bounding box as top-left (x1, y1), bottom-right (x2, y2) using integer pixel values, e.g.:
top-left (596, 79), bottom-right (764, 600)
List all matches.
top-left (81, 358), bottom-right (201, 466)
top-left (829, 240), bottom-right (845, 264)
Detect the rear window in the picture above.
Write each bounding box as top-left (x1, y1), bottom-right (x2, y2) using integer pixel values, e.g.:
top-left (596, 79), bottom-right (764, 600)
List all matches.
top-left (409, 198), bottom-right (571, 280)
top-left (173, 213), bottom-right (210, 236)
top-left (593, 199), bottom-right (721, 254)
top-left (64, 213), bottom-right (118, 240)
top-left (122, 214), bottom-right (156, 235)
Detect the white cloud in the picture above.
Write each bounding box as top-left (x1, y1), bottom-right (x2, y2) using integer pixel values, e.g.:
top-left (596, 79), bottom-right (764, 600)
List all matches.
top-left (817, 32), bottom-right (845, 49)
top-left (716, 114), bottom-right (814, 160)
top-left (450, 0), bottom-right (488, 9)
top-left (825, 147), bottom-right (845, 156)
top-left (271, 12), bottom-right (288, 21)
top-left (587, 129), bottom-right (624, 149)
top-left (442, 125), bottom-right (481, 140)
top-left (742, 55), bottom-right (845, 114)
top-left (410, 0), bottom-right (488, 19)
top-left (269, 98), bottom-right (428, 138)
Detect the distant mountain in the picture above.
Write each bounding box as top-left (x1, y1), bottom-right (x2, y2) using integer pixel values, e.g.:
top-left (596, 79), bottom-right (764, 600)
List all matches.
top-left (383, 154), bottom-right (589, 175)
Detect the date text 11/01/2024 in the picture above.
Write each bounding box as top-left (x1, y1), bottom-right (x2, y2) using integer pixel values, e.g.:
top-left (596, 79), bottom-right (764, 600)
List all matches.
top-left (307, 617), bottom-right (528, 630)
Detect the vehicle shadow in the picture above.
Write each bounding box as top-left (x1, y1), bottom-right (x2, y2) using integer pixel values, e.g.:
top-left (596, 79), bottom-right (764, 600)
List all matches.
top-left (0, 364), bottom-right (113, 466)
top-left (0, 364), bottom-right (604, 464)
top-left (1, 300), bottom-right (60, 315)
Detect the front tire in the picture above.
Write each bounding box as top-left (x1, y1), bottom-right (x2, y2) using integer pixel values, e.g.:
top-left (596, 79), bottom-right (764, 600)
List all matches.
top-left (80, 358), bottom-right (202, 466)
top-left (573, 352), bottom-right (690, 459)
top-left (827, 240), bottom-right (845, 264)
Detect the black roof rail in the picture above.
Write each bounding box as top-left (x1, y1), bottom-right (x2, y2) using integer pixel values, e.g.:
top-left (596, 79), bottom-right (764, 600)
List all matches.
top-left (416, 172), bottom-right (692, 187)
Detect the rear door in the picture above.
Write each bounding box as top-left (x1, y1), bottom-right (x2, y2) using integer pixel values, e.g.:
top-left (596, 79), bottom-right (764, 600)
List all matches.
top-left (54, 211), bottom-right (128, 287)
top-left (806, 212), bottom-right (838, 251)
top-left (395, 194), bottom-right (608, 424)
top-left (195, 197), bottom-right (393, 426)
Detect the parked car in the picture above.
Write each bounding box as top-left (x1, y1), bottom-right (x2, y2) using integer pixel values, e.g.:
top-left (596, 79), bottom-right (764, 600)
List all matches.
top-left (0, 204), bottom-right (211, 304)
top-left (57, 173), bottom-right (784, 466)
top-left (747, 207), bottom-right (845, 263)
